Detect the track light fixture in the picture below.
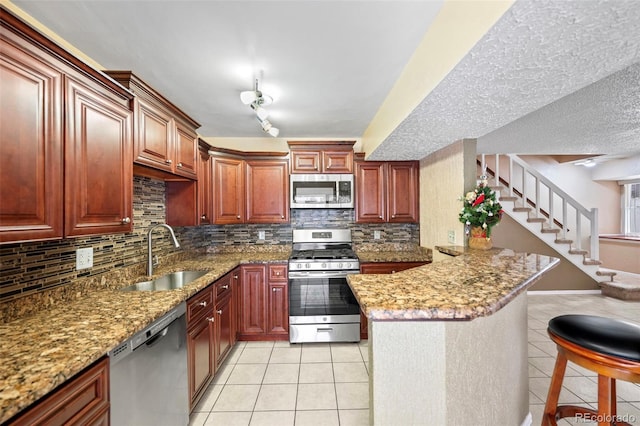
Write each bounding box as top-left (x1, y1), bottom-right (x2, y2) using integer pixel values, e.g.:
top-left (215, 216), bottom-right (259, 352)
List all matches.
top-left (240, 78), bottom-right (279, 137)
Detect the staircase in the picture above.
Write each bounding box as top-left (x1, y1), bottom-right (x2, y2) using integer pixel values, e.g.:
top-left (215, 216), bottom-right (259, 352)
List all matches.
top-left (480, 154), bottom-right (639, 301)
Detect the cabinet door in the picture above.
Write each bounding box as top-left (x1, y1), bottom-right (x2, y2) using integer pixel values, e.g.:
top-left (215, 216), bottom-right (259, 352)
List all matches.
top-left (388, 162), bottom-right (419, 223)
top-left (355, 161), bottom-right (386, 223)
top-left (0, 39), bottom-right (64, 243)
top-left (323, 150), bottom-right (353, 173)
top-left (174, 120), bottom-right (198, 179)
top-left (290, 150), bottom-right (320, 173)
top-left (134, 97), bottom-right (173, 172)
top-left (197, 145), bottom-right (212, 225)
top-left (245, 160), bottom-right (289, 223)
top-left (64, 75), bottom-right (133, 236)
top-left (213, 156), bottom-right (244, 224)
top-left (267, 282), bottom-right (289, 336)
top-left (232, 268), bottom-right (241, 346)
top-left (187, 313), bottom-right (215, 409)
top-left (239, 265), bottom-right (267, 335)
top-left (215, 292), bottom-right (233, 367)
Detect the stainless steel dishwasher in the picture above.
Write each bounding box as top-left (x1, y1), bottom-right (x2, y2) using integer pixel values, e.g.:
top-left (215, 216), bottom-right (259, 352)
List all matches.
top-left (108, 302), bottom-right (188, 426)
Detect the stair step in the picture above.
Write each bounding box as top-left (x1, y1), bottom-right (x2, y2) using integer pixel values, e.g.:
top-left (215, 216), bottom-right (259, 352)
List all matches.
top-left (554, 238), bottom-right (573, 244)
top-left (540, 228), bottom-right (560, 234)
top-left (527, 218), bottom-right (547, 223)
top-left (513, 207), bottom-right (532, 212)
top-left (596, 269), bottom-right (617, 282)
top-left (490, 185), bottom-right (505, 191)
top-left (583, 259), bottom-right (602, 266)
top-left (600, 280), bottom-right (640, 301)
top-left (499, 196), bottom-right (518, 202)
top-left (569, 249), bottom-right (588, 255)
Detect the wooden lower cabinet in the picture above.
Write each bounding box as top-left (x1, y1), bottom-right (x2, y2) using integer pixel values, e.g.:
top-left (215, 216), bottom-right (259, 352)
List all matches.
top-left (214, 272), bottom-right (234, 368)
top-left (8, 357), bottom-right (109, 426)
top-left (186, 286), bottom-right (215, 410)
top-left (359, 261), bottom-right (429, 339)
top-left (239, 263), bottom-right (289, 341)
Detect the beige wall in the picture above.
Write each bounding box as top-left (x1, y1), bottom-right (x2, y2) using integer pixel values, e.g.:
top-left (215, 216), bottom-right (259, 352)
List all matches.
top-left (491, 215), bottom-right (598, 291)
top-left (419, 139), bottom-right (477, 262)
top-left (599, 239), bottom-right (640, 274)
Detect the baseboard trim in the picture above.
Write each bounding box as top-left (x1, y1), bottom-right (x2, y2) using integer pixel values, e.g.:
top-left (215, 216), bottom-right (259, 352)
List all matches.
top-left (527, 289), bottom-right (601, 295)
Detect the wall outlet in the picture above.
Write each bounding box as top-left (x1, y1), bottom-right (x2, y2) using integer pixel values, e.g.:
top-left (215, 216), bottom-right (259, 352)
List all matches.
top-left (76, 247), bottom-right (93, 270)
top-left (258, 230), bottom-right (266, 240)
top-left (374, 230), bottom-right (381, 240)
top-left (447, 230), bottom-right (456, 244)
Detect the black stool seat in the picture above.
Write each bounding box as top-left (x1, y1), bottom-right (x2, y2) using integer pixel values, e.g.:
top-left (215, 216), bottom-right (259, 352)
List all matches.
top-left (548, 314), bottom-right (640, 362)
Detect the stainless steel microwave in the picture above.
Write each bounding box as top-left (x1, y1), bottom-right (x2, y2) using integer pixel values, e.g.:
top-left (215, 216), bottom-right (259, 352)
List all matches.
top-left (290, 174), bottom-right (354, 208)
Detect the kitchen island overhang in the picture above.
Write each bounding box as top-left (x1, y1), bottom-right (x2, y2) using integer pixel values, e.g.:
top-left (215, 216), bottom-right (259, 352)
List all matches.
top-left (347, 247), bottom-right (559, 426)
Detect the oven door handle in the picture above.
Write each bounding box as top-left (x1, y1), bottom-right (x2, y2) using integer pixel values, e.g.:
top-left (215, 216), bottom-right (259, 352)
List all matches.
top-left (288, 271), bottom-right (357, 279)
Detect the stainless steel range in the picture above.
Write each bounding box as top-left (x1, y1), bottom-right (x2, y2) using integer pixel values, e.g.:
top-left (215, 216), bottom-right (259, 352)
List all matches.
top-left (288, 229), bottom-right (361, 343)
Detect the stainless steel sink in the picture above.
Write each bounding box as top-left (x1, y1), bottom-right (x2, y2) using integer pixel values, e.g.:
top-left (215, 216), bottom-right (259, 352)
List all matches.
top-left (120, 270), bottom-right (208, 291)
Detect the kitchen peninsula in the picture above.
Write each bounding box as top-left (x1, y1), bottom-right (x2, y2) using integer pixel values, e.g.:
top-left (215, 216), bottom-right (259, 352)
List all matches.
top-left (347, 247), bottom-right (559, 426)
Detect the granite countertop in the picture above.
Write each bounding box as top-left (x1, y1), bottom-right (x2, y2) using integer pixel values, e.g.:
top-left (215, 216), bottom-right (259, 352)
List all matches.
top-left (355, 243), bottom-right (432, 263)
top-left (0, 251), bottom-right (288, 423)
top-left (348, 247), bottom-right (558, 321)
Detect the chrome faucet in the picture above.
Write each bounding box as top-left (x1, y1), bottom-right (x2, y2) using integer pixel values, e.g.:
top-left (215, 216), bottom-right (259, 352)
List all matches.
top-left (147, 224), bottom-right (180, 276)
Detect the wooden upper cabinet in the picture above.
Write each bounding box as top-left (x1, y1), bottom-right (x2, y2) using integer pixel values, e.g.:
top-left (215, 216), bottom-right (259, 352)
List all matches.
top-left (174, 120), bottom-right (198, 178)
top-left (0, 32), bottom-right (64, 243)
top-left (290, 150), bottom-right (321, 173)
top-left (355, 161), bottom-right (386, 223)
top-left (1, 11), bottom-right (135, 242)
top-left (323, 150), bottom-right (353, 173)
top-left (104, 71), bottom-right (200, 179)
top-left (355, 161), bottom-right (419, 223)
top-left (197, 141), bottom-right (213, 225)
top-left (245, 160), bottom-right (289, 223)
top-left (212, 156), bottom-right (245, 224)
top-left (210, 148), bottom-right (290, 225)
top-left (135, 97), bottom-right (173, 172)
top-left (64, 74), bottom-right (133, 236)
top-left (387, 162), bottom-right (419, 223)
top-left (288, 141), bottom-right (355, 173)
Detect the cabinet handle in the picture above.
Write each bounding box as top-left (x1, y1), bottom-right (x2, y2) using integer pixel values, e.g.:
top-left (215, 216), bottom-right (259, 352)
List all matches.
top-left (201, 214), bottom-right (206, 220)
top-left (281, 215), bottom-right (285, 219)
top-left (233, 275), bottom-right (238, 279)
top-left (198, 301), bottom-right (207, 307)
top-left (177, 162), bottom-right (183, 168)
top-left (391, 215), bottom-right (396, 218)
top-left (379, 215), bottom-right (383, 219)
top-left (236, 215), bottom-right (241, 219)
top-left (121, 217), bottom-right (131, 224)
top-left (391, 270), bottom-right (396, 274)
top-left (217, 309), bottom-right (222, 315)
top-left (165, 159), bottom-right (172, 164)
top-left (221, 285), bottom-right (229, 290)
top-left (206, 317), bottom-right (214, 323)
top-left (272, 288), bottom-right (277, 292)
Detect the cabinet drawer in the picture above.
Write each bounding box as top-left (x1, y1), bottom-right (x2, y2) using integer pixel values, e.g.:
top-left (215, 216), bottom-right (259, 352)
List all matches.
top-left (187, 287), bottom-right (214, 323)
top-left (9, 357), bottom-right (109, 426)
top-left (215, 276), bottom-right (232, 298)
top-left (268, 264), bottom-right (288, 282)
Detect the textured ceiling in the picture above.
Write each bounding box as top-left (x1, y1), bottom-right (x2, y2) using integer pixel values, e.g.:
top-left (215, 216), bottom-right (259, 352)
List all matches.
top-left (369, 0), bottom-right (640, 160)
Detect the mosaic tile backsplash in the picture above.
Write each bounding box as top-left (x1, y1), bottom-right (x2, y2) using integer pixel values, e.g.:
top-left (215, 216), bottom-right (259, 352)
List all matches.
top-left (0, 176), bottom-right (418, 302)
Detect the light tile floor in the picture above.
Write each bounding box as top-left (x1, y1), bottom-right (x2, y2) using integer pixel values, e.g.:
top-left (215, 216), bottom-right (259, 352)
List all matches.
top-left (189, 294), bottom-right (640, 426)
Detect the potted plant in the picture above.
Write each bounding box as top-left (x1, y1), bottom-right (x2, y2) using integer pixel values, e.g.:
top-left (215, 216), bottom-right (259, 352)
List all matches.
top-left (459, 176), bottom-right (503, 249)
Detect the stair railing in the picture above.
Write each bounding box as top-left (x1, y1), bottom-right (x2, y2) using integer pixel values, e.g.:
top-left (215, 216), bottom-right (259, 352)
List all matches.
top-left (480, 154), bottom-right (599, 260)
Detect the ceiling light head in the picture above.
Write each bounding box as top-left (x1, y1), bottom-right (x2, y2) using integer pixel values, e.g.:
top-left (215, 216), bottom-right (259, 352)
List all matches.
top-left (240, 90), bottom-right (257, 105)
top-left (574, 159), bottom-right (597, 167)
top-left (258, 119), bottom-right (279, 137)
top-left (250, 103), bottom-right (269, 120)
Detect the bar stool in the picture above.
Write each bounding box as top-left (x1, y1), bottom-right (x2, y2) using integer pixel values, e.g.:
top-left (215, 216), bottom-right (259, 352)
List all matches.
top-left (542, 314), bottom-right (640, 426)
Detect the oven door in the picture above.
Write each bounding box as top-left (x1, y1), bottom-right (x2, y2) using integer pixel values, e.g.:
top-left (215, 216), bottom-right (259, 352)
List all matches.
top-left (288, 270), bottom-right (360, 322)
top-left (288, 270), bottom-right (361, 343)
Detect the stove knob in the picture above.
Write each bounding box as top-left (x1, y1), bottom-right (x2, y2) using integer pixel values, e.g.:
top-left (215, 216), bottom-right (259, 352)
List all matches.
top-left (305, 264), bottom-right (311, 269)
top-left (321, 263), bottom-right (327, 269)
top-left (338, 263), bottom-right (343, 269)
top-left (297, 264), bottom-right (302, 269)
